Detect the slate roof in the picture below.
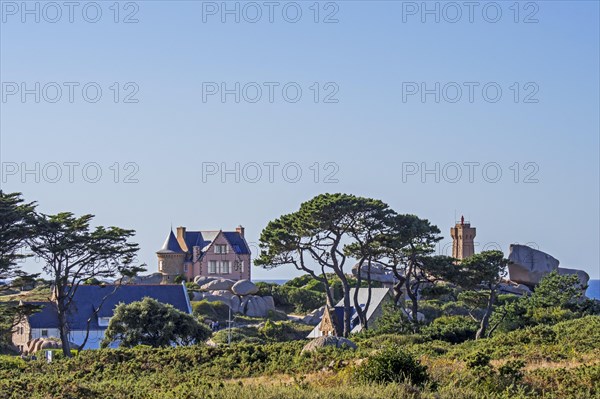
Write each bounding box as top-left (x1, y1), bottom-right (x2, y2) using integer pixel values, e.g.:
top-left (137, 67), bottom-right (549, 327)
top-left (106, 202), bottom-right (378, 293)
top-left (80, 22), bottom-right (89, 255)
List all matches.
top-left (307, 287), bottom-right (392, 338)
top-left (27, 302), bottom-right (60, 329)
top-left (157, 230), bottom-right (184, 254)
top-left (25, 284), bottom-right (191, 331)
top-left (222, 231), bottom-right (250, 254)
top-left (158, 229), bottom-right (250, 255)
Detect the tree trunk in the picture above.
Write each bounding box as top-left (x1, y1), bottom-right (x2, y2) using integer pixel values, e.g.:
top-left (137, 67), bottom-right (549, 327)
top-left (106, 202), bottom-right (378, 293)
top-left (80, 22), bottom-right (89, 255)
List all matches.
top-left (404, 265), bottom-right (420, 332)
top-left (342, 280), bottom-right (351, 337)
top-left (353, 259), bottom-right (372, 330)
top-left (321, 272), bottom-right (335, 307)
top-left (476, 288), bottom-right (496, 340)
top-left (57, 298), bottom-right (72, 357)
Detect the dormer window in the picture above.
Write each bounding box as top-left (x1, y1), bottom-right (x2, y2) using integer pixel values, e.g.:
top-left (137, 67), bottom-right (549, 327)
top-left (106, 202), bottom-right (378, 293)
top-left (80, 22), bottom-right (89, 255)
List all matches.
top-left (215, 244), bottom-right (228, 254)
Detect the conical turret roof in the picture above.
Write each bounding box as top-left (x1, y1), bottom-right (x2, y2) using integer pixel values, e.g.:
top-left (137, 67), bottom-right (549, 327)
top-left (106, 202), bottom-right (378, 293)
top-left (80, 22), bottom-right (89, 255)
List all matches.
top-left (157, 230), bottom-right (184, 254)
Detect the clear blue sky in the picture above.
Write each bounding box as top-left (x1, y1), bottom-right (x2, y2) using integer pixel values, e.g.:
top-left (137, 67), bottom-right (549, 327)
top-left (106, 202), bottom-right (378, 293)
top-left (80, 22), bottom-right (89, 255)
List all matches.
top-left (1, 1), bottom-right (599, 279)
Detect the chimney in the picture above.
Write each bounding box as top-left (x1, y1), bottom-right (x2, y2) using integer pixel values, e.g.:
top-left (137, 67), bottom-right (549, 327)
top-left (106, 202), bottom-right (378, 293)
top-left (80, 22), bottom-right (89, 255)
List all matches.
top-left (236, 225), bottom-right (245, 237)
top-left (176, 226), bottom-right (186, 240)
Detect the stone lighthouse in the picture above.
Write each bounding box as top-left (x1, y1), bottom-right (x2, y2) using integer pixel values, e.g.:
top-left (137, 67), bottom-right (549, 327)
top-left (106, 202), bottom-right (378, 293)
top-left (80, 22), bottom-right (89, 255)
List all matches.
top-left (451, 216), bottom-right (476, 260)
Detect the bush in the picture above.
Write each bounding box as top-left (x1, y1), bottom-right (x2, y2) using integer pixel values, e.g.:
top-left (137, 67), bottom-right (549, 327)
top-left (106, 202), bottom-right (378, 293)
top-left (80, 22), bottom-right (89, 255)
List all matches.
top-left (192, 300), bottom-right (231, 322)
top-left (422, 315), bottom-right (478, 344)
top-left (272, 286), bottom-right (325, 313)
top-left (254, 282), bottom-right (277, 297)
top-left (354, 345), bottom-right (429, 386)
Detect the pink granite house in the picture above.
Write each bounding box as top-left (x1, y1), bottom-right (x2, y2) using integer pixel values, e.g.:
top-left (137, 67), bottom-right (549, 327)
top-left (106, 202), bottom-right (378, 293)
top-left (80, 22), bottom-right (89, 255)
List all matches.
top-left (157, 226), bottom-right (251, 282)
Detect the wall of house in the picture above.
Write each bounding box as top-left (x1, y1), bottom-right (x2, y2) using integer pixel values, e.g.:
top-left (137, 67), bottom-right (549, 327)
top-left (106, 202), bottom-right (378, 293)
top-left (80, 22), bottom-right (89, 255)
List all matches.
top-left (196, 233), bottom-right (251, 281)
top-left (158, 253), bottom-right (185, 280)
top-left (12, 318), bottom-right (31, 352)
top-left (31, 328), bottom-right (60, 340)
top-left (69, 329), bottom-right (109, 350)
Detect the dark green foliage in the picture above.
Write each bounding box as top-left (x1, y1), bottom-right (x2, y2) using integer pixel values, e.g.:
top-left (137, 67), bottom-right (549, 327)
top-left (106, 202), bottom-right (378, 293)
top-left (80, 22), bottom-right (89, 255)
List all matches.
top-left (272, 285), bottom-right (325, 313)
top-left (367, 304), bottom-right (413, 335)
top-left (254, 281), bottom-right (277, 296)
top-left (102, 298), bottom-right (211, 347)
top-left (192, 300), bottom-right (231, 322)
top-left (27, 211), bottom-right (141, 356)
top-left (420, 284), bottom-right (457, 301)
top-left (284, 275), bottom-right (315, 288)
top-left (354, 346), bottom-right (429, 386)
top-left (0, 316), bottom-right (598, 398)
top-left (213, 321), bottom-right (313, 345)
top-left (0, 191), bottom-right (36, 279)
top-left (422, 315), bottom-right (478, 343)
top-left (490, 272), bottom-right (600, 335)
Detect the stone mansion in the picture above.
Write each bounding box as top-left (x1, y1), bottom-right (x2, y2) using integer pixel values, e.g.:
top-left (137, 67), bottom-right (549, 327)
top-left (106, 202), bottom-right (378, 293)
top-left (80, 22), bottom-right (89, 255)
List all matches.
top-left (157, 226), bottom-right (251, 282)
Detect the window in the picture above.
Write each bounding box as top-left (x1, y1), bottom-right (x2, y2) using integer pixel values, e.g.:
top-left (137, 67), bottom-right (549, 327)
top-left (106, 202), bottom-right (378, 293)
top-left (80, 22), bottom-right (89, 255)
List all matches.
top-left (208, 261), bottom-right (217, 274)
top-left (98, 317), bottom-right (111, 327)
top-left (19, 327), bottom-right (23, 335)
top-left (219, 261), bottom-right (230, 274)
top-left (159, 260), bottom-right (164, 272)
top-left (183, 263), bottom-right (188, 272)
top-left (41, 329), bottom-right (48, 337)
top-left (215, 244), bottom-right (228, 254)
top-left (234, 261), bottom-right (244, 272)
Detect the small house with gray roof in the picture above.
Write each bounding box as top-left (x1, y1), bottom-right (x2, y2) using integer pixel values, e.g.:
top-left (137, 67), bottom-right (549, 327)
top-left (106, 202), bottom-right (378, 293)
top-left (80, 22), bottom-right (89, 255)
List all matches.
top-left (157, 226), bottom-right (251, 282)
top-left (307, 287), bottom-right (393, 338)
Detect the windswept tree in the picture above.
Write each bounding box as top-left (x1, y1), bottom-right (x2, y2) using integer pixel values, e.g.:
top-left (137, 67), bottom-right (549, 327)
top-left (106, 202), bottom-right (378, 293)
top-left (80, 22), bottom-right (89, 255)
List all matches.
top-left (459, 250), bottom-right (508, 339)
top-left (344, 202), bottom-right (394, 329)
top-left (0, 191), bottom-right (40, 345)
top-left (377, 214), bottom-right (456, 331)
top-left (0, 191), bottom-right (37, 285)
top-left (101, 297), bottom-right (211, 348)
top-left (27, 212), bottom-right (140, 356)
top-left (256, 193), bottom-right (392, 337)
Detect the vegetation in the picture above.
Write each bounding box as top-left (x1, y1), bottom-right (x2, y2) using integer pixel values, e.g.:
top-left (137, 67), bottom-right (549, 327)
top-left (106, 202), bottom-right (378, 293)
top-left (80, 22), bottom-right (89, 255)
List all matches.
top-left (103, 298), bottom-right (211, 348)
top-left (27, 211), bottom-right (143, 356)
top-left (256, 193), bottom-right (394, 336)
top-left (1, 191), bottom-right (598, 398)
top-left (0, 316), bottom-right (598, 398)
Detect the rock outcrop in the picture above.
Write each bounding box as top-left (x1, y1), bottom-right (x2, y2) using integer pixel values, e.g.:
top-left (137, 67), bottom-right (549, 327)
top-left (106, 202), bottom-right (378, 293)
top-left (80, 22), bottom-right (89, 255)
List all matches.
top-left (302, 306), bottom-right (325, 325)
top-left (191, 277), bottom-right (275, 317)
top-left (508, 245), bottom-right (560, 287)
top-left (231, 280), bottom-right (259, 296)
top-left (507, 244), bottom-right (590, 292)
top-left (352, 261), bottom-right (398, 284)
top-left (194, 276), bottom-right (216, 285)
top-left (124, 272), bottom-right (164, 285)
top-left (558, 267), bottom-right (590, 289)
top-left (499, 282), bottom-right (532, 296)
top-left (24, 338), bottom-right (79, 355)
top-left (301, 336), bottom-right (357, 353)
top-left (200, 278), bottom-right (235, 292)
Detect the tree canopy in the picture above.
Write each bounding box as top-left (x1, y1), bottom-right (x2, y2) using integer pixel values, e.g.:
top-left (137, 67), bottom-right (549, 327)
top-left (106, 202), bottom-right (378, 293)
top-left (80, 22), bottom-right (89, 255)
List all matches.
top-left (27, 212), bottom-right (141, 356)
top-left (102, 297), bottom-right (211, 348)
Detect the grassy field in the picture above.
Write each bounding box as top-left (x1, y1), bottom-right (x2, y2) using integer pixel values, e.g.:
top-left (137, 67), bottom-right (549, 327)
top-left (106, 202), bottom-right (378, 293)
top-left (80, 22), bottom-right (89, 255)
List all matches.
top-left (1, 316), bottom-right (598, 399)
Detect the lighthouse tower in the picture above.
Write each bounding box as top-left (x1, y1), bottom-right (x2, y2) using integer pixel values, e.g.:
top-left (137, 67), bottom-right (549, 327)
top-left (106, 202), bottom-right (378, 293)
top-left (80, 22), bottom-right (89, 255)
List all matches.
top-left (450, 216), bottom-right (476, 260)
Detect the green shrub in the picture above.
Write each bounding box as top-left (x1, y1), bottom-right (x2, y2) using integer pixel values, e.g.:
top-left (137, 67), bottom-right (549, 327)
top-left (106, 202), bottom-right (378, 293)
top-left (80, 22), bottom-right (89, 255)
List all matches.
top-left (420, 284), bottom-right (456, 301)
top-left (283, 275), bottom-right (314, 288)
top-left (303, 279), bottom-right (326, 292)
top-left (272, 286), bottom-right (325, 313)
top-left (354, 345), bottom-right (429, 386)
top-left (422, 315), bottom-right (478, 344)
top-left (192, 300), bottom-right (230, 322)
top-left (254, 282), bottom-right (277, 297)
